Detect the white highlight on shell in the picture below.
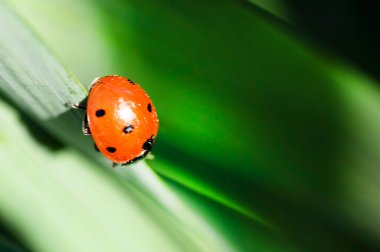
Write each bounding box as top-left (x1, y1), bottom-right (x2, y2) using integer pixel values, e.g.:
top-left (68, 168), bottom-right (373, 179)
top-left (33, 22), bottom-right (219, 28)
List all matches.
top-left (116, 98), bottom-right (136, 123)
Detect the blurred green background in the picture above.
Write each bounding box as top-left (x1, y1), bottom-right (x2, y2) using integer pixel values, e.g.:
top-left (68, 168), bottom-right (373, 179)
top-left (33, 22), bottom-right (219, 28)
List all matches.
top-left (1, 0), bottom-right (380, 251)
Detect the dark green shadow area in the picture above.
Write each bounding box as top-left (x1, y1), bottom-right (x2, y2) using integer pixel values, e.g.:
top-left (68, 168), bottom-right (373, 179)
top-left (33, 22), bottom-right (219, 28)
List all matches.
top-left (154, 146), bottom-right (380, 251)
top-left (284, 0), bottom-right (380, 82)
top-left (0, 87), bottom-right (101, 163)
top-left (0, 223), bottom-right (29, 252)
top-left (161, 174), bottom-right (380, 251)
top-left (0, 92), bottom-right (65, 152)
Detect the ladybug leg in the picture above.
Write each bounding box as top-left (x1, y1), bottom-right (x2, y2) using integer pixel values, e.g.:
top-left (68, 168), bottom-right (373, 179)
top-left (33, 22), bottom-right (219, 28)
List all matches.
top-left (70, 101), bottom-right (90, 135)
top-left (112, 162), bottom-right (119, 168)
top-left (82, 113), bottom-right (91, 136)
top-left (71, 103), bottom-right (87, 110)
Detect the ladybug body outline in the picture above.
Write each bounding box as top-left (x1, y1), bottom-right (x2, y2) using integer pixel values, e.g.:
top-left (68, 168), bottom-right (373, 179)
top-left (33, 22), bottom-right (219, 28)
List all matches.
top-left (75, 75), bottom-right (159, 166)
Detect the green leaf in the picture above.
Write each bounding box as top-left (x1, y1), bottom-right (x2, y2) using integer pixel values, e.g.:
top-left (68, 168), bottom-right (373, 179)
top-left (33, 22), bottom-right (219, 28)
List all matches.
top-left (1, 2), bottom-right (280, 251)
top-left (4, 0), bottom-right (380, 250)
top-left (0, 1), bottom-right (87, 152)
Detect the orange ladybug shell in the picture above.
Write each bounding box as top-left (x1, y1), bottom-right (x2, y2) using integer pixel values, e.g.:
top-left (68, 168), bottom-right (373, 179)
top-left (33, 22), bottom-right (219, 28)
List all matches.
top-left (86, 75), bottom-right (159, 164)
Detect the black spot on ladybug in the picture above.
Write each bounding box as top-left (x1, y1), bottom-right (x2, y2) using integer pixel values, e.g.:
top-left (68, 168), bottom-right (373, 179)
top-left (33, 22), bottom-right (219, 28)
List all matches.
top-left (96, 109), bottom-right (105, 117)
top-left (147, 103), bottom-right (152, 112)
top-left (127, 79), bottom-right (135, 85)
top-left (123, 125), bottom-right (134, 134)
top-left (142, 135), bottom-right (155, 152)
top-left (106, 147), bottom-right (116, 153)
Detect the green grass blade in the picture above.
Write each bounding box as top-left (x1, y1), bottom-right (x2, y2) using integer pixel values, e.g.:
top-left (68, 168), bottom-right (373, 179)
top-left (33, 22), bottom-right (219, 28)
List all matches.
top-left (245, 0), bottom-right (291, 21)
top-left (3, 0), bottom-right (272, 227)
top-left (0, 3), bottom-right (86, 118)
top-left (0, 2), bottom-right (245, 251)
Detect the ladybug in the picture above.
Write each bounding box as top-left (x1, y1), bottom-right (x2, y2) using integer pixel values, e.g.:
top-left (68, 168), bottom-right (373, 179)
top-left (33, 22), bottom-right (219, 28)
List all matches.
top-left (73, 75), bottom-right (159, 166)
